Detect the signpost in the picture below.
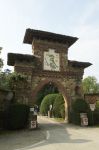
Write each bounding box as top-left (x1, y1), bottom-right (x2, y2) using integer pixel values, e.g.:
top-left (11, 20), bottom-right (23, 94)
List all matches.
top-left (31, 121), bottom-right (37, 129)
top-left (80, 113), bottom-right (88, 126)
top-left (29, 107), bottom-right (38, 129)
top-left (89, 103), bottom-right (96, 111)
top-left (89, 103), bottom-right (96, 126)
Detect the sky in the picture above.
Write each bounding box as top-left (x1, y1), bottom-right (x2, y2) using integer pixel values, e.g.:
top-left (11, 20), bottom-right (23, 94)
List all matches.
top-left (0, 0), bottom-right (99, 81)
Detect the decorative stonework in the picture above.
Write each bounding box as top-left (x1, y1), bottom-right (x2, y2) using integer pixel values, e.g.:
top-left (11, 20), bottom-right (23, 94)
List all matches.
top-left (43, 49), bottom-right (60, 71)
top-left (84, 94), bottom-right (99, 104)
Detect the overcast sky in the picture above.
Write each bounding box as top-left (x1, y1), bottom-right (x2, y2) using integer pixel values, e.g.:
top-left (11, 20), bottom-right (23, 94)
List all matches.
top-left (0, 0), bottom-right (99, 81)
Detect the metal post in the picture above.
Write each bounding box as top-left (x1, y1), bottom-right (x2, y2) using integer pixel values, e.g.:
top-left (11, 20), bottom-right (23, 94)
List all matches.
top-left (89, 103), bottom-right (96, 126)
top-left (91, 111), bottom-right (94, 126)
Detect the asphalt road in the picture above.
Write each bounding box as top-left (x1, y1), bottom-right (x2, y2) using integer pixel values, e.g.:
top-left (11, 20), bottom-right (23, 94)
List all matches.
top-left (0, 116), bottom-right (99, 150)
top-left (30, 116), bottom-right (99, 150)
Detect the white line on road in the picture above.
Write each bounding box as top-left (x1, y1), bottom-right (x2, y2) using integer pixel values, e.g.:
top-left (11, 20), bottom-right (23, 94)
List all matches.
top-left (46, 130), bottom-right (50, 140)
top-left (14, 130), bottom-right (50, 150)
top-left (15, 140), bottom-right (45, 150)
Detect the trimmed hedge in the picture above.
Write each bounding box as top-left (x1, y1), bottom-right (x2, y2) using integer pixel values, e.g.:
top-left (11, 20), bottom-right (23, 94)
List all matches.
top-left (40, 93), bottom-right (65, 119)
top-left (40, 94), bottom-right (58, 115)
top-left (71, 99), bottom-right (89, 125)
top-left (72, 99), bottom-right (89, 113)
top-left (4, 104), bottom-right (30, 130)
top-left (69, 111), bottom-right (81, 125)
top-left (0, 111), bottom-right (4, 128)
top-left (87, 101), bottom-right (99, 126)
top-left (53, 94), bottom-right (65, 118)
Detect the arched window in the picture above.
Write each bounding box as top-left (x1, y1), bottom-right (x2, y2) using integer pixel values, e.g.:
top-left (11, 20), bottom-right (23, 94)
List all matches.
top-left (75, 86), bottom-right (80, 95)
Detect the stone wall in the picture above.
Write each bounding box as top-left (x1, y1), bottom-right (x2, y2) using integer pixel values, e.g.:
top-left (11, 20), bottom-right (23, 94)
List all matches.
top-left (13, 58), bottom-right (84, 109)
top-left (32, 39), bottom-right (68, 72)
top-left (84, 94), bottom-right (99, 104)
top-left (12, 38), bottom-right (85, 121)
top-left (0, 89), bottom-right (14, 110)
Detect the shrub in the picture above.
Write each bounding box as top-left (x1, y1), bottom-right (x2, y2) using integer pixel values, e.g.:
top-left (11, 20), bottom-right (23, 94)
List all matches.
top-left (40, 94), bottom-right (58, 115)
top-left (53, 94), bottom-right (65, 118)
top-left (95, 101), bottom-right (99, 111)
top-left (87, 101), bottom-right (99, 126)
top-left (71, 99), bottom-right (89, 125)
top-left (69, 111), bottom-right (81, 125)
top-left (4, 104), bottom-right (30, 130)
top-left (36, 83), bottom-right (58, 106)
top-left (93, 101), bottom-right (99, 125)
top-left (40, 93), bottom-right (65, 119)
top-left (94, 112), bottom-right (99, 124)
top-left (86, 110), bottom-right (95, 126)
top-left (0, 111), bottom-right (4, 128)
top-left (72, 99), bottom-right (89, 113)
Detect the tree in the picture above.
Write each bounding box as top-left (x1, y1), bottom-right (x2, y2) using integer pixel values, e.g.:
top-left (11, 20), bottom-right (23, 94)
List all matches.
top-left (0, 71), bottom-right (27, 90)
top-left (82, 76), bottom-right (99, 93)
top-left (0, 47), bottom-right (3, 72)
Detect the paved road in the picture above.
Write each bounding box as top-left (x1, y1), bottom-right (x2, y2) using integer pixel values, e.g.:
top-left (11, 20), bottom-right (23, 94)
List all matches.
top-left (0, 116), bottom-right (99, 150)
top-left (0, 118), bottom-right (46, 150)
top-left (30, 117), bottom-right (99, 150)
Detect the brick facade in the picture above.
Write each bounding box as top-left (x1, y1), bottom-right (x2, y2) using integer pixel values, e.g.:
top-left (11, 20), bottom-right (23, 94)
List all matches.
top-left (84, 94), bottom-right (99, 104)
top-left (7, 29), bottom-right (92, 121)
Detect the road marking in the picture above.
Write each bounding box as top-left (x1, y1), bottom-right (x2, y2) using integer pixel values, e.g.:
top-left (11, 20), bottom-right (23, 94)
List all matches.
top-left (15, 140), bottom-right (45, 150)
top-left (14, 130), bottom-right (50, 150)
top-left (46, 130), bottom-right (50, 140)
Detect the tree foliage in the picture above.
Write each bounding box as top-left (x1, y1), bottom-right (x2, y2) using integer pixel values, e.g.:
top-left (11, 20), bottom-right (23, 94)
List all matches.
top-left (0, 71), bottom-right (27, 90)
top-left (36, 83), bottom-right (58, 106)
top-left (95, 101), bottom-right (99, 112)
top-left (0, 48), bottom-right (3, 72)
top-left (40, 94), bottom-right (58, 115)
top-left (82, 76), bottom-right (99, 93)
top-left (0, 71), bottom-right (11, 89)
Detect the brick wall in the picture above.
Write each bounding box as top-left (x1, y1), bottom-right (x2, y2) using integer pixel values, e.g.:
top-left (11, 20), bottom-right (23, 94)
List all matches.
top-left (12, 38), bottom-right (85, 120)
top-left (84, 94), bottom-right (99, 103)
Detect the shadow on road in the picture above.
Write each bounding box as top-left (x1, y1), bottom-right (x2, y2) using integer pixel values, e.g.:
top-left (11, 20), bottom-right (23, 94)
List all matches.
top-left (31, 117), bottom-right (91, 149)
top-left (0, 128), bottom-right (46, 150)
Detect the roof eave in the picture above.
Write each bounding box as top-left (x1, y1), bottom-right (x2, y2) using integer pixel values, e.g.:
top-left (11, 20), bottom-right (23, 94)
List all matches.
top-left (7, 53), bottom-right (37, 66)
top-left (68, 60), bottom-right (92, 68)
top-left (23, 28), bottom-right (78, 47)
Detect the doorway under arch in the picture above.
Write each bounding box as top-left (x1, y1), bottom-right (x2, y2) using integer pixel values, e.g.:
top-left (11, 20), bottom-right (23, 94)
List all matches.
top-left (32, 79), bottom-right (70, 121)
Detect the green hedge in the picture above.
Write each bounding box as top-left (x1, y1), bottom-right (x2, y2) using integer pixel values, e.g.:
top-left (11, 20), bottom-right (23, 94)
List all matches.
top-left (40, 93), bottom-right (65, 119)
top-left (71, 99), bottom-right (89, 125)
top-left (53, 94), bottom-right (65, 118)
top-left (72, 99), bottom-right (89, 113)
top-left (69, 111), bottom-right (81, 125)
top-left (0, 111), bottom-right (4, 129)
top-left (4, 104), bottom-right (30, 130)
top-left (40, 94), bottom-right (58, 115)
top-left (94, 112), bottom-right (99, 124)
top-left (87, 101), bottom-right (99, 126)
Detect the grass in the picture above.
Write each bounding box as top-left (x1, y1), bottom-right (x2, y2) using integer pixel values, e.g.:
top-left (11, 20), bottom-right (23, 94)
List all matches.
top-left (51, 117), bottom-right (64, 122)
top-left (0, 129), bottom-right (15, 135)
top-left (0, 128), bottom-right (27, 135)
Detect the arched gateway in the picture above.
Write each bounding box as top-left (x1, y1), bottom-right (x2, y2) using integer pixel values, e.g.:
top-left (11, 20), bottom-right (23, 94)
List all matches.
top-left (7, 29), bottom-right (92, 121)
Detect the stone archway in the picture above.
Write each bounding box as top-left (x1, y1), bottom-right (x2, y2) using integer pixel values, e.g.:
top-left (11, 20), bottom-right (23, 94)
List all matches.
top-left (31, 78), bottom-right (70, 121)
top-left (7, 28), bottom-right (92, 123)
